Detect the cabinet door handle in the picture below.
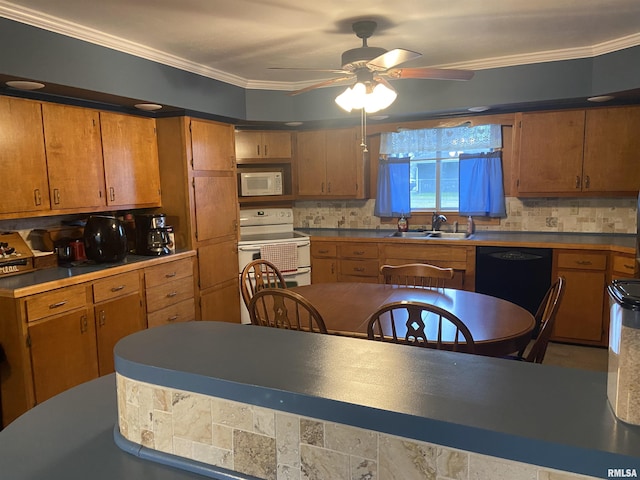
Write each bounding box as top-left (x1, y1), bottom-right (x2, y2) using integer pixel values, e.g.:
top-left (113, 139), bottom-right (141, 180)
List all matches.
top-left (624, 264), bottom-right (635, 270)
top-left (264, 145), bottom-right (268, 156)
top-left (167, 291), bottom-right (178, 298)
top-left (168, 315), bottom-right (179, 322)
top-left (165, 272), bottom-right (177, 278)
top-left (318, 249), bottom-right (329, 254)
top-left (353, 251), bottom-right (365, 256)
top-left (111, 285), bottom-right (125, 292)
top-left (584, 175), bottom-right (590, 189)
top-left (80, 315), bottom-right (88, 333)
top-left (331, 263), bottom-right (335, 274)
top-left (99, 310), bottom-right (106, 326)
top-left (49, 300), bottom-right (67, 309)
top-left (109, 187), bottom-right (115, 202)
top-left (53, 188), bottom-right (61, 205)
top-left (354, 267), bottom-right (365, 272)
top-left (575, 176), bottom-right (581, 189)
top-left (34, 189), bottom-right (42, 206)
top-left (576, 260), bottom-right (592, 265)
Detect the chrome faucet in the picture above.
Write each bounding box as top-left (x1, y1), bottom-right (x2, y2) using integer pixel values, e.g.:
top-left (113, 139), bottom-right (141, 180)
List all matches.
top-left (432, 212), bottom-right (447, 231)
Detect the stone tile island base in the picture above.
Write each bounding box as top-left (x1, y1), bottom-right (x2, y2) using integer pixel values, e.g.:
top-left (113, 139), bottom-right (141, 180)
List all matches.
top-left (115, 373), bottom-right (598, 480)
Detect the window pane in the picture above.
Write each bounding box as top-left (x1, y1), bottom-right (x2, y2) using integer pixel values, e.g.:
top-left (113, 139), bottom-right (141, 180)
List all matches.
top-left (440, 159), bottom-right (459, 210)
top-left (410, 160), bottom-right (436, 210)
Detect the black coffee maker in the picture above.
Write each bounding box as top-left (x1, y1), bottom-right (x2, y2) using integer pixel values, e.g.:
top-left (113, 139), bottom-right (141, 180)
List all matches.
top-left (134, 213), bottom-right (171, 256)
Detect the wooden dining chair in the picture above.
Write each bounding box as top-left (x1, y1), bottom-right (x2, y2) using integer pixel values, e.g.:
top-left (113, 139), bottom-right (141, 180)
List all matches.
top-left (380, 263), bottom-right (455, 289)
top-left (366, 300), bottom-right (475, 353)
top-left (514, 276), bottom-right (566, 363)
top-left (240, 259), bottom-right (288, 310)
top-left (247, 288), bottom-right (328, 334)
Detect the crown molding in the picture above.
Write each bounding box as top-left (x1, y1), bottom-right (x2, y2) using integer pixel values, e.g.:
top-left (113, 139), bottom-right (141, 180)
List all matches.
top-left (2, 2), bottom-right (640, 91)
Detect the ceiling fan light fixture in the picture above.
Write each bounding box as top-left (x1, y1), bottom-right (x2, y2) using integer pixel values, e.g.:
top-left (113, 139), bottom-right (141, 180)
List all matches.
top-left (335, 81), bottom-right (397, 113)
top-left (335, 86), bottom-right (355, 112)
top-left (366, 82), bottom-right (397, 113)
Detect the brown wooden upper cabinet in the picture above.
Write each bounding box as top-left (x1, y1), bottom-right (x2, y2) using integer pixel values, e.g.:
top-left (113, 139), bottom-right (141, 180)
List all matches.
top-left (517, 106), bottom-right (640, 196)
top-left (296, 127), bottom-right (366, 198)
top-left (42, 103), bottom-right (106, 210)
top-left (190, 118), bottom-right (236, 171)
top-left (0, 97), bottom-right (50, 215)
top-left (100, 112), bottom-right (162, 208)
top-left (235, 130), bottom-right (291, 159)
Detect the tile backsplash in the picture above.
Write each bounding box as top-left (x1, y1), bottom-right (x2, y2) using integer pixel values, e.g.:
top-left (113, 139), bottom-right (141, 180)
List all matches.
top-left (293, 197), bottom-right (638, 234)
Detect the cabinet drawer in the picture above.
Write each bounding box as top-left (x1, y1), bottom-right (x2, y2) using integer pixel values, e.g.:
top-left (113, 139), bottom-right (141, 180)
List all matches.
top-left (311, 243), bottom-right (337, 257)
top-left (611, 254), bottom-right (637, 276)
top-left (383, 244), bottom-right (467, 262)
top-left (145, 258), bottom-right (193, 288)
top-left (26, 284), bottom-right (88, 321)
top-left (556, 252), bottom-right (607, 270)
top-left (147, 298), bottom-right (196, 328)
top-left (339, 259), bottom-right (379, 277)
top-left (146, 277), bottom-right (195, 313)
top-left (338, 243), bottom-right (378, 259)
top-left (93, 271), bottom-right (140, 303)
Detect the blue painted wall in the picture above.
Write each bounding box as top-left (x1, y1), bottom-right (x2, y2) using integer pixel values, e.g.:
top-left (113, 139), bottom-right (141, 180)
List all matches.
top-left (1, 17), bottom-right (639, 123)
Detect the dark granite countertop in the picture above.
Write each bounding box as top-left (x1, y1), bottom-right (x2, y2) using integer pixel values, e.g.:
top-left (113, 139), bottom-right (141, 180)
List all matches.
top-left (297, 228), bottom-right (637, 252)
top-left (114, 322), bottom-right (640, 478)
top-left (0, 250), bottom-right (196, 298)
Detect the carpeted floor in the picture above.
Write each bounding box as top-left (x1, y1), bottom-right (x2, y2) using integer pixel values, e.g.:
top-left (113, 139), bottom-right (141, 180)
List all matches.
top-left (542, 341), bottom-right (608, 371)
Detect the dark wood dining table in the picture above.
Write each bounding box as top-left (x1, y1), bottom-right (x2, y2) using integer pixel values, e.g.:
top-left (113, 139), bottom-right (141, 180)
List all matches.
top-left (290, 282), bottom-right (536, 357)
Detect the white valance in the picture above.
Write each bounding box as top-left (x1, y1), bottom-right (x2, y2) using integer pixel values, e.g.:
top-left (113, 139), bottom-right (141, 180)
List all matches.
top-left (380, 124), bottom-right (502, 155)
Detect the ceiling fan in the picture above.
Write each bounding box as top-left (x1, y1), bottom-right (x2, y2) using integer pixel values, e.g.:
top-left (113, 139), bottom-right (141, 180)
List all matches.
top-left (272, 20), bottom-right (475, 97)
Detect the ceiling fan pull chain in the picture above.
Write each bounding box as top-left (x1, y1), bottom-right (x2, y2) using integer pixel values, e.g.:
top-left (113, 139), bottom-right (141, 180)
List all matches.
top-left (360, 109), bottom-right (368, 152)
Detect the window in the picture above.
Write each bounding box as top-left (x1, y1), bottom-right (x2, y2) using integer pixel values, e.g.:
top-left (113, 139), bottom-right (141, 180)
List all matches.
top-left (408, 148), bottom-right (488, 211)
top-left (375, 125), bottom-right (504, 217)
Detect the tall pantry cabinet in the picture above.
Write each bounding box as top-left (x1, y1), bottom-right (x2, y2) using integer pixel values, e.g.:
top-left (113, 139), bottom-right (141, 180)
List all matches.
top-left (156, 117), bottom-right (241, 323)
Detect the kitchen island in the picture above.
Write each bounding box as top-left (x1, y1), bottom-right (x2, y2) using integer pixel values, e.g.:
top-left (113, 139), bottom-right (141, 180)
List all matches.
top-left (76, 322), bottom-right (640, 479)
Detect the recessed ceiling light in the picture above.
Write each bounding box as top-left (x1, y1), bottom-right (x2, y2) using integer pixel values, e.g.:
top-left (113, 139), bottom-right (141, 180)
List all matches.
top-left (468, 106), bottom-right (490, 112)
top-left (134, 103), bottom-right (162, 111)
top-left (587, 95), bottom-right (615, 103)
top-left (284, 121), bottom-right (303, 126)
top-left (6, 80), bottom-right (45, 90)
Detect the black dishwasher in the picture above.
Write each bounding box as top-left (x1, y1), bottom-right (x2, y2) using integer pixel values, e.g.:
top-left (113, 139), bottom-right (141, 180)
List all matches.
top-left (475, 246), bottom-right (552, 335)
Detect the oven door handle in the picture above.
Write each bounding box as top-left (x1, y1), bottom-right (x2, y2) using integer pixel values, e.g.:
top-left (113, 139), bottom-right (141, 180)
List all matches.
top-left (282, 266), bottom-right (311, 276)
top-left (238, 241), bottom-right (310, 252)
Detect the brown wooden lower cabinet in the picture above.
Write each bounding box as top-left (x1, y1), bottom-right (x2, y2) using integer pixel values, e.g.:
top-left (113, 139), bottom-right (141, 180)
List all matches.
top-left (144, 258), bottom-right (196, 328)
top-left (95, 292), bottom-right (145, 375)
top-left (381, 243), bottom-right (472, 290)
top-left (0, 254), bottom-right (196, 427)
top-left (28, 307), bottom-right (99, 404)
top-left (200, 279), bottom-right (241, 323)
top-left (552, 250), bottom-right (608, 345)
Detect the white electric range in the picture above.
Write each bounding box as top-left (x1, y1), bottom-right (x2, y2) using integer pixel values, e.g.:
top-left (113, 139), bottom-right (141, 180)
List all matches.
top-left (238, 208), bottom-right (311, 324)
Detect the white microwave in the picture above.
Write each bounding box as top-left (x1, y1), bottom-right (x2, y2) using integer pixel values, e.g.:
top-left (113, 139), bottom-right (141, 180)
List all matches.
top-left (239, 171), bottom-right (283, 196)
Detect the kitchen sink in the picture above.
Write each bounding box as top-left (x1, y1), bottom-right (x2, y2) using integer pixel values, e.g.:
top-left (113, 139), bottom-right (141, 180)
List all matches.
top-left (426, 232), bottom-right (471, 239)
top-left (386, 231), bottom-right (429, 238)
top-left (386, 231), bottom-right (471, 240)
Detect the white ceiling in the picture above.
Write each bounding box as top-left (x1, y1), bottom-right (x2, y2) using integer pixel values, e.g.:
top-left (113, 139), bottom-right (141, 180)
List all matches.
top-left (2, 0), bottom-right (640, 91)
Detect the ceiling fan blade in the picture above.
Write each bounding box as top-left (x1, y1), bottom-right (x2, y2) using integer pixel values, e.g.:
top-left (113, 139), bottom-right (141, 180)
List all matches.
top-left (374, 75), bottom-right (396, 92)
top-left (287, 76), bottom-right (354, 96)
top-left (385, 67), bottom-right (475, 81)
top-left (367, 48), bottom-right (422, 71)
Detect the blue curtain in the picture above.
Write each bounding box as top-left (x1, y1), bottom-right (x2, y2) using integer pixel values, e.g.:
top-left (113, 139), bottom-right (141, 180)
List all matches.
top-left (458, 151), bottom-right (506, 217)
top-left (374, 156), bottom-right (411, 217)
